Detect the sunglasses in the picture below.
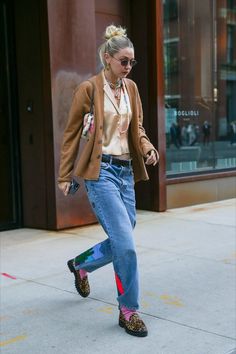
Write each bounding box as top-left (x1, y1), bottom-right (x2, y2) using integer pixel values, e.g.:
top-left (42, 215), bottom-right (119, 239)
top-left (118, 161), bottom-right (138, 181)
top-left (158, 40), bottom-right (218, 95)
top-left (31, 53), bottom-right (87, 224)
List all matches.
top-left (111, 56), bottom-right (137, 68)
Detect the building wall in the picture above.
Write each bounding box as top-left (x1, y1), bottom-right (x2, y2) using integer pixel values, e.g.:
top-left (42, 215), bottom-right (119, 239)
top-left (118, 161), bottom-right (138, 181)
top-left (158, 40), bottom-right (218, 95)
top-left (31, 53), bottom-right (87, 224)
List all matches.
top-left (1, 0), bottom-right (234, 230)
top-left (47, 0), bottom-right (131, 229)
top-left (47, 0), bottom-right (97, 229)
top-left (167, 176), bottom-right (236, 208)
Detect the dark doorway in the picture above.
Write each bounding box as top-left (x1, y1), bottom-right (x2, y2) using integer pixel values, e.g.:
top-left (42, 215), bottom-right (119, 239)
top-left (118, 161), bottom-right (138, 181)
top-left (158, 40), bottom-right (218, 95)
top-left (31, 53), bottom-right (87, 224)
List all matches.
top-left (0, 0), bottom-right (22, 230)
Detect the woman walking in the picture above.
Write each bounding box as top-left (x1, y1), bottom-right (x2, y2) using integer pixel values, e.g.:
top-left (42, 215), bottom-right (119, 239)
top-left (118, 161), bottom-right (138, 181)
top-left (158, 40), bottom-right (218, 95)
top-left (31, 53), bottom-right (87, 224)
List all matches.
top-left (58, 25), bottom-right (159, 337)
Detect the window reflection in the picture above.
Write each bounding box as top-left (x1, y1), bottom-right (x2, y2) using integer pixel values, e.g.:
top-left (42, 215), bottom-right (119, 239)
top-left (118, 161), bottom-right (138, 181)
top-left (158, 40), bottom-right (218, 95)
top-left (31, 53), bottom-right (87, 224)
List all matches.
top-left (163, 0), bottom-right (236, 175)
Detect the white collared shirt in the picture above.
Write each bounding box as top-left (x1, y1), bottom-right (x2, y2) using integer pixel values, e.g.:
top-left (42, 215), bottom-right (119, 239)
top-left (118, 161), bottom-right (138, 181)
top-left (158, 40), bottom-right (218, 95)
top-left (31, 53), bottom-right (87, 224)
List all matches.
top-left (102, 72), bottom-right (132, 156)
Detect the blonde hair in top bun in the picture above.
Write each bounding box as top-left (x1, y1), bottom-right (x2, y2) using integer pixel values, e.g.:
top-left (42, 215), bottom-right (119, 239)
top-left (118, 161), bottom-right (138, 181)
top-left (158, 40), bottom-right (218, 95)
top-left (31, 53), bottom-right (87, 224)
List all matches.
top-left (99, 24), bottom-right (134, 68)
top-left (104, 24), bottom-right (127, 40)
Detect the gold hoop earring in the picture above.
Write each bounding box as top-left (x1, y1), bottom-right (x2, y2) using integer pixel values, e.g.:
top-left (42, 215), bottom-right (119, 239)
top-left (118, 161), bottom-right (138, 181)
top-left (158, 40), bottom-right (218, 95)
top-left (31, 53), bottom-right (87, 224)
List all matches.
top-left (106, 63), bottom-right (110, 71)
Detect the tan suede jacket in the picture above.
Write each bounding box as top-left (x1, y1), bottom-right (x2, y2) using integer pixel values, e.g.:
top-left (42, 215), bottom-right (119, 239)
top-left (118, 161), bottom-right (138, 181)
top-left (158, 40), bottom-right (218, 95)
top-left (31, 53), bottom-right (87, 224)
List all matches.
top-left (58, 71), bottom-right (157, 183)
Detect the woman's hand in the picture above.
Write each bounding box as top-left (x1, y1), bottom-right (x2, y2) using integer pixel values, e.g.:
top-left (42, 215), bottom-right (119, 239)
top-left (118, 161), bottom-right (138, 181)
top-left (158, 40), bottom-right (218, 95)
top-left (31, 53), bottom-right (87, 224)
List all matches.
top-left (145, 150), bottom-right (159, 166)
top-left (58, 181), bottom-right (71, 196)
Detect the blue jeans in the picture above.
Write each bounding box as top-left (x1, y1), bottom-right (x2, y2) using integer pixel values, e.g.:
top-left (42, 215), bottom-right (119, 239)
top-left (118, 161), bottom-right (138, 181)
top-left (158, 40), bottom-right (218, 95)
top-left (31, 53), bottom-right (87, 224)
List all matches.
top-left (73, 157), bottom-right (139, 310)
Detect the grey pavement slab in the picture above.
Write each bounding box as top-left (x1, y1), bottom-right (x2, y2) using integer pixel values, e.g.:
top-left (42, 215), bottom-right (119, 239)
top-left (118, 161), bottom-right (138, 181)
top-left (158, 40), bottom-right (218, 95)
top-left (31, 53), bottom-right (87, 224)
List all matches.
top-left (165, 199), bottom-right (236, 227)
top-left (1, 282), bottom-right (235, 354)
top-left (0, 199), bottom-right (236, 354)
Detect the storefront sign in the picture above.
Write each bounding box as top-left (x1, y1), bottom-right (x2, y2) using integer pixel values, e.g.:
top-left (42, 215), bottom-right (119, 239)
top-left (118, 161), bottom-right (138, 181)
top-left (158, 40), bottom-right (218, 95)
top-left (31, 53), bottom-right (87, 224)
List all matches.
top-left (174, 110), bottom-right (200, 117)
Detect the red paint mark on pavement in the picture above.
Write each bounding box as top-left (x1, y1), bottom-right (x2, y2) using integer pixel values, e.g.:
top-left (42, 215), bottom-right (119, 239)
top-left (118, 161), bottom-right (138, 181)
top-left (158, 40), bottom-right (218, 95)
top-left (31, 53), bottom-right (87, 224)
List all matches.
top-left (1, 273), bottom-right (17, 280)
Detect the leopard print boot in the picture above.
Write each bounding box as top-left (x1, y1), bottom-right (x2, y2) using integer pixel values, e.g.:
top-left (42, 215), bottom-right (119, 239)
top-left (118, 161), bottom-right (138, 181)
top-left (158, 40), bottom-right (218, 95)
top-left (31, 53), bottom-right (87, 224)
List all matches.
top-left (67, 259), bottom-right (90, 298)
top-left (119, 311), bottom-right (148, 337)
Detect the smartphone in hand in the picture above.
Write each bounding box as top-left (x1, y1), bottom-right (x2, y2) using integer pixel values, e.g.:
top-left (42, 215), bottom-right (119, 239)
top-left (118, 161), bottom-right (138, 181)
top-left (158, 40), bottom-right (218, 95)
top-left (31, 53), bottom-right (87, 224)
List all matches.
top-left (68, 178), bottom-right (80, 195)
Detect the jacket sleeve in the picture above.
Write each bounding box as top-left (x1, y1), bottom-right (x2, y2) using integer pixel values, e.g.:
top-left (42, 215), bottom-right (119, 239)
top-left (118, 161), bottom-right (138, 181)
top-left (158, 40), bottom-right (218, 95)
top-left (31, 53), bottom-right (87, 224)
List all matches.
top-left (135, 84), bottom-right (158, 157)
top-left (58, 83), bottom-right (91, 183)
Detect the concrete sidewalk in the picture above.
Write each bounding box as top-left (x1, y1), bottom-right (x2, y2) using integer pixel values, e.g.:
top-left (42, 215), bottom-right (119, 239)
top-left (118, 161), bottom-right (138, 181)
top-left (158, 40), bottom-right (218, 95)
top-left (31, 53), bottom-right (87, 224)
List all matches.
top-left (0, 199), bottom-right (236, 354)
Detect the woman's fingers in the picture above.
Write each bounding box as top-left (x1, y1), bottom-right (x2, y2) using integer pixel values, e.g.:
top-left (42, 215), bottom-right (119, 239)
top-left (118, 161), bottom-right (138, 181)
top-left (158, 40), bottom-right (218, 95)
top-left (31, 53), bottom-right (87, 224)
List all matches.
top-left (64, 182), bottom-right (70, 196)
top-left (145, 150), bottom-right (159, 166)
top-left (58, 182), bottom-right (71, 196)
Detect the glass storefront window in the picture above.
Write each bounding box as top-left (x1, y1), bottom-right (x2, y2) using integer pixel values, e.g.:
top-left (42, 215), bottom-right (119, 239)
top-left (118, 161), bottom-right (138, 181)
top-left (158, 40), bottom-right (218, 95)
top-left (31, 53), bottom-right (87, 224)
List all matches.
top-left (163, 0), bottom-right (236, 176)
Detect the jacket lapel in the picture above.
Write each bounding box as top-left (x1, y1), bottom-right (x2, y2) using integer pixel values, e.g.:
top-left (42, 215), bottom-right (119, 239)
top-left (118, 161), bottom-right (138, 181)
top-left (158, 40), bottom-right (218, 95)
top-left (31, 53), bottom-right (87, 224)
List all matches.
top-left (90, 73), bottom-right (138, 138)
top-left (123, 79), bottom-right (137, 131)
top-left (124, 79), bottom-right (135, 112)
top-left (89, 72), bottom-right (105, 129)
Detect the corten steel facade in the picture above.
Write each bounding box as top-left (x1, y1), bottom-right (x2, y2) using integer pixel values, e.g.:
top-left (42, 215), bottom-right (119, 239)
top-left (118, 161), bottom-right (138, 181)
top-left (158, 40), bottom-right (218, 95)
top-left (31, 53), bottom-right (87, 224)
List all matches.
top-left (1, 0), bottom-right (235, 231)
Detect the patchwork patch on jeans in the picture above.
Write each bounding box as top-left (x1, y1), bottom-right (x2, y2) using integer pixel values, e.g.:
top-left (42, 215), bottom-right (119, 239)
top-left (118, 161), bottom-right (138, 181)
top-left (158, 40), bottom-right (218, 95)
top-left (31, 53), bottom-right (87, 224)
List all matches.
top-left (74, 244), bottom-right (104, 267)
top-left (115, 272), bottom-right (124, 295)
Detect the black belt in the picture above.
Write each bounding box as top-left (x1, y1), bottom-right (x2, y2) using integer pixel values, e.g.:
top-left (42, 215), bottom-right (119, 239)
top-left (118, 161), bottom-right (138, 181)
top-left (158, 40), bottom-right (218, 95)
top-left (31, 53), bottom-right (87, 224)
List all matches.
top-left (101, 155), bottom-right (132, 167)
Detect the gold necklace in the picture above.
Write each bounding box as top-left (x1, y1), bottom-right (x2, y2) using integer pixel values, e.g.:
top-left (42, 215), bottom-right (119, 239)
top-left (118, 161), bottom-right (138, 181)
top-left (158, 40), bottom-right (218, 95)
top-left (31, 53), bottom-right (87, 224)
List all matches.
top-left (105, 73), bottom-right (129, 133)
top-left (106, 78), bottom-right (122, 99)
